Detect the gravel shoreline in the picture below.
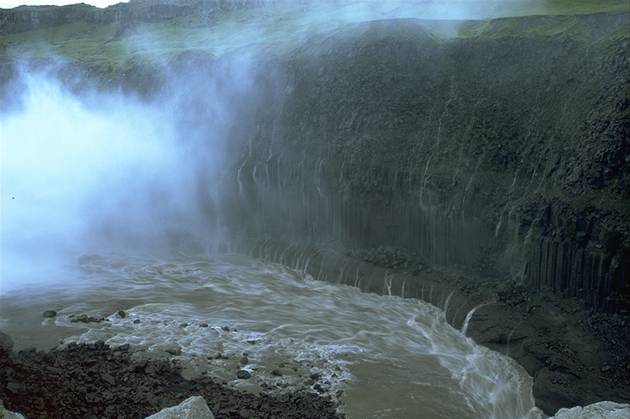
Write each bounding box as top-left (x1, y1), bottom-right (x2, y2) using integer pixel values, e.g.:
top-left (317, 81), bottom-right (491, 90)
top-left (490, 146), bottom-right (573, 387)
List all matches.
top-left (0, 341), bottom-right (342, 419)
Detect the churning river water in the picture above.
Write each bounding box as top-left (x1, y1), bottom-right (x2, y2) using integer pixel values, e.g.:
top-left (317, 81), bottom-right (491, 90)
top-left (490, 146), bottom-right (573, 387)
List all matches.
top-left (0, 254), bottom-right (543, 419)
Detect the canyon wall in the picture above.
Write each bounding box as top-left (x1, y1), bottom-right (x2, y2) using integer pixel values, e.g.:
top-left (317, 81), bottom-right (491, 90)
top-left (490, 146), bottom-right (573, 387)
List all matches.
top-left (219, 14), bottom-right (630, 312)
top-left (1, 9), bottom-right (628, 312)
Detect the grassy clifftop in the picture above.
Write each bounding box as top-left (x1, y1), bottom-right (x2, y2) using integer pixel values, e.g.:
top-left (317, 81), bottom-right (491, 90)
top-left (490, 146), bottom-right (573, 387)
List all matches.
top-left (1, 1), bottom-right (629, 72)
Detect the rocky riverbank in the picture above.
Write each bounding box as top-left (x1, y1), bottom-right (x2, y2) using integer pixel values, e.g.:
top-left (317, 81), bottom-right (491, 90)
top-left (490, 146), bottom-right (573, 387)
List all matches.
top-left (350, 245), bottom-right (630, 414)
top-left (0, 340), bottom-right (342, 419)
top-left (250, 242), bottom-right (630, 415)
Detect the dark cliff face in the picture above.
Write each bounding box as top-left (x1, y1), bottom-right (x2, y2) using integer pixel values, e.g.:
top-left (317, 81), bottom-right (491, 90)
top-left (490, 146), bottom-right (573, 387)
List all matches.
top-left (1, 10), bottom-right (628, 312)
top-left (217, 15), bottom-right (630, 313)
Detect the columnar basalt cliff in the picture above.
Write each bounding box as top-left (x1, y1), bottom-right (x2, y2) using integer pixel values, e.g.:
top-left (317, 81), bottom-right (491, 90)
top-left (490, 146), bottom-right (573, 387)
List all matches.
top-left (219, 14), bottom-right (630, 314)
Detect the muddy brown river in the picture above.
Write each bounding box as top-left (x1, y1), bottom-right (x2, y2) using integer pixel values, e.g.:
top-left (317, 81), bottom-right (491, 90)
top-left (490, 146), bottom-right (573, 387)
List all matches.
top-left (0, 253), bottom-right (543, 419)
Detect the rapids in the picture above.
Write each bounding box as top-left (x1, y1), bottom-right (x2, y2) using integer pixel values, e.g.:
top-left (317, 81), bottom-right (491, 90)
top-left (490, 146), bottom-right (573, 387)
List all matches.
top-left (0, 253), bottom-right (543, 419)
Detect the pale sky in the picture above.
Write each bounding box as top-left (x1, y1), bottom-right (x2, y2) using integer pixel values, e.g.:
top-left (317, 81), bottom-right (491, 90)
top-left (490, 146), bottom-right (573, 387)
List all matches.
top-left (1, 0), bottom-right (128, 8)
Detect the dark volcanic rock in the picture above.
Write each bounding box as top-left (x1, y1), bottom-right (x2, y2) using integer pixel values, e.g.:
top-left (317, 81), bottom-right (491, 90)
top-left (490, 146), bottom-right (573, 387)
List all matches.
top-left (70, 314), bottom-right (105, 323)
top-left (236, 369), bottom-right (252, 379)
top-left (0, 344), bottom-right (342, 419)
top-left (42, 310), bottom-right (57, 318)
top-left (0, 331), bottom-right (13, 355)
top-left (163, 345), bottom-right (181, 356)
top-left (349, 246), bottom-right (420, 272)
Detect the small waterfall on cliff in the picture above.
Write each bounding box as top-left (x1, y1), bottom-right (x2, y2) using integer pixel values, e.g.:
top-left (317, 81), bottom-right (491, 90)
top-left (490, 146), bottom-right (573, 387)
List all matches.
top-left (461, 303), bottom-right (491, 336)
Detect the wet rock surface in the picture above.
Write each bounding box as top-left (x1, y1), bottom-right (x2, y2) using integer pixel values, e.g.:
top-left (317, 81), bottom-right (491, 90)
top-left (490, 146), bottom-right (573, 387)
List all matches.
top-left (444, 275), bottom-right (630, 415)
top-left (0, 400), bottom-right (25, 419)
top-left (69, 313), bottom-right (106, 323)
top-left (0, 343), bottom-right (342, 419)
top-left (348, 246), bottom-right (423, 273)
top-left (432, 268), bottom-right (630, 415)
top-left (42, 310), bottom-right (57, 318)
top-left (550, 401), bottom-right (630, 419)
top-left (145, 396), bottom-right (215, 419)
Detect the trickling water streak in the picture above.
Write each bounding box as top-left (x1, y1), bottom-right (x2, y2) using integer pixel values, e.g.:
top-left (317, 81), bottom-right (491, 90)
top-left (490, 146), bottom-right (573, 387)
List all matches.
top-left (298, 246), bottom-right (309, 273)
top-left (276, 155), bottom-right (283, 188)
top-left (407, 167), bottom-right (416, 193)
top-left (495, 170), bottom-right (520, 238)
top-left (264, 240), bottom-right (273, 260)
top-left (419, 157), bottom-right (432, 206)
top-left (292, 246), bottom-right (301, 270)
top-left (303, 252), bottom-right (314, 275)
top-left (339, 160), bottom-right (345, 183)
top-left (461, 303), bottom-right (490, 336)
top-left (316, 158), bottom-right (325, 198)
top-left (339, 264), bottom-right (347, 284)
top-left (237, 157), bottom-right (247, 198)
top-left (494, 202), bottom-right (509, 238)
top-left (252, 163), bottom-right (259, 187)
top-left (383, 274), bottom-right (393, 296)
top-left (462, 152), bottom-right (486, 215)
top-left (265, 146), bottom-right (274, 188)
top-left (443, 290), bottom-right (455, 321)
top-left (289, 244), bottom-right (299, 268)
top-left (505, 328), bottom-right (519, 357)
top-left (317, 254), bottom-right (325, 281)
top-left (435, 76), bottom-right (456, 151)
top-left (450, 294), bottom-right (471, 328)
top-left (279, 245), bottom-right (291, 265)
top-left (254, 240), bottom-right (264, 259)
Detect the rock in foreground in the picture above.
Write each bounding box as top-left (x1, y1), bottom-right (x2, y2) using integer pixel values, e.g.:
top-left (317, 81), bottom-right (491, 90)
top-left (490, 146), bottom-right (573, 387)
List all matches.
top-left (0, 343), bottom-right (342, 419)
top-left (145, 396), bottom-right (214, 419)
top-left (550, 401), bottom-right (630, 418)
top-left (0, 400), bottom-right (25, 419)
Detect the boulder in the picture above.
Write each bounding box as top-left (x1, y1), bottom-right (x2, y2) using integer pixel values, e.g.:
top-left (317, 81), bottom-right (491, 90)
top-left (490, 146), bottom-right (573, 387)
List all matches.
top-left (550, 401), bottom-right (630, 419)
top-left (145, 396), bottom-right (214, 419)
top-left (236, 369), bottom-right (251, 379)
top-left (42, 310), bottom-right (57, 318)
top-left (0, 400), bottom-right (26, 419)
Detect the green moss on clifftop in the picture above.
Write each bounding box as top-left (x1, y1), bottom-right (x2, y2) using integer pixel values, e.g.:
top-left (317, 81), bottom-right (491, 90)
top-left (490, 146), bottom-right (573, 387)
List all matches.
top-left (1, 1), bottom-right (629, 72)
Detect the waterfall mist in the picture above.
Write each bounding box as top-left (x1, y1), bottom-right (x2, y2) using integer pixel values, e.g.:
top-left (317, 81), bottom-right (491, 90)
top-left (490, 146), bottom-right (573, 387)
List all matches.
top-left (0, 55), bottom-right (259, 293)
top-left (0, 0), bottom-right (560, 292)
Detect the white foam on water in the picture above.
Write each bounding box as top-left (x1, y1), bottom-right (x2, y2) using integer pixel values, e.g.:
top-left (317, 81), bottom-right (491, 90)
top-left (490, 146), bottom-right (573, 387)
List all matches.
top-left (50, 255), bottom-right (542, 418)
